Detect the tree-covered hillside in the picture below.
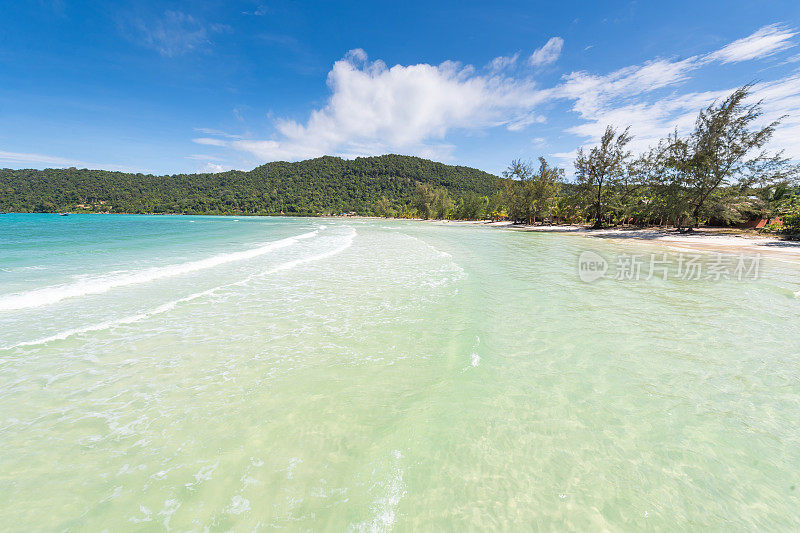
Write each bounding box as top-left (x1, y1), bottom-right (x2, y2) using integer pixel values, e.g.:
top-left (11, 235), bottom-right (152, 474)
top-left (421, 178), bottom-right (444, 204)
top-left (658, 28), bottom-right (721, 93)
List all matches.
top-left (0, 155), bottom-right (502, 215)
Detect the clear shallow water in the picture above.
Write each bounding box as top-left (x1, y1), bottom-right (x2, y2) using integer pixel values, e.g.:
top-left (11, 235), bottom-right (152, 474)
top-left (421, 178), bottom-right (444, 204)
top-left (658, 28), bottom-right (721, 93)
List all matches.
top-left (1, 214), bottom-right (799, 530)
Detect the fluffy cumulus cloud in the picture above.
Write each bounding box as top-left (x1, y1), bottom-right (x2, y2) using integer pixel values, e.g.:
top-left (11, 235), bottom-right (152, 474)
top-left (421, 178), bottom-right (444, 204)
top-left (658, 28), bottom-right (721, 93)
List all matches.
top-left (487, 52), bottom-right (520, 72)
top-left (196, 24), bottom-right (800, 166)
top-left (529, 37), bottom-right (564, 67)
top-left (196, 48), bottom-right (549, 161)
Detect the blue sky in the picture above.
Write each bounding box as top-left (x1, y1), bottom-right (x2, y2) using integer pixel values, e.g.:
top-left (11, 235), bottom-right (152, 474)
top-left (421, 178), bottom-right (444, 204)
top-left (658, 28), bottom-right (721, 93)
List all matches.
top-left (1, 0), bottom-right (800, 176)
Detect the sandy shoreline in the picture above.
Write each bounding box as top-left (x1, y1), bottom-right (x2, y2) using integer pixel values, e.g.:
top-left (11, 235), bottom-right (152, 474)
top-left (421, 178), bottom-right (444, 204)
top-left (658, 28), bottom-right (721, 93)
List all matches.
top-left (336, 215), bottom-right (800, 260)
top-left (439, 220), bottom-right (800, 261)
top-left (12, 211), bottom-right (800, 261)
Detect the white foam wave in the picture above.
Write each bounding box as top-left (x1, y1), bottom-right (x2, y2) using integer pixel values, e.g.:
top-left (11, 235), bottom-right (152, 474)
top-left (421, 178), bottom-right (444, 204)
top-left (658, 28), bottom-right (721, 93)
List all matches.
top-left (6, 289), bottom-right (214, 348)
top-left (251, 227), bottom-right (355, 279)
top-left (0, 231), bottom-right (318, 311)
top-left (0, 265), bottom-right (47, 273)
top-left (4, 229), bottom-right (356, 349)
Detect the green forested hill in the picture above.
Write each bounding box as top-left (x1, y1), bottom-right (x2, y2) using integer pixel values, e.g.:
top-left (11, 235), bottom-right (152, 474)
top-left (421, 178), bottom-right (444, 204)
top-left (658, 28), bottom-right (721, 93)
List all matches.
top-left (0, 155), bottom-right (502, 215)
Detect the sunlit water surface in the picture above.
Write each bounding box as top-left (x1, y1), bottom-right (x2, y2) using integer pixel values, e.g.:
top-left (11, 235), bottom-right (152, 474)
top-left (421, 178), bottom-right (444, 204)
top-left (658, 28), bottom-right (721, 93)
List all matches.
top-left (1, 214), bottom-right (799, 530)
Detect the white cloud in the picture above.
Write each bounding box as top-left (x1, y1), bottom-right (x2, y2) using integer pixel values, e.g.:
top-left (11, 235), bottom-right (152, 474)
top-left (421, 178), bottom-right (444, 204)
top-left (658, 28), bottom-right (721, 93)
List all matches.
top-left (194, 24), bottom-right (800, 167)
top-left (199, 162), bottom-right (232, 173)
top-left (507, 113), bottom-right (546, 131)
top-left (552, 74), bottom-right (800, 166)
top-left (127, 11), bottom-right (229, 57)
top-left (0, 150), bottom-right (83, 167)
top-left (529, 37), bottom-right (564, 67)
top-left (186, 154), bottom-right (225, 161)
top-left (551, 24), bottom-right (800, 160)
top-left (345, 47), bottom-right (368, 63)
top-left (745, 74), bottom-right (800, 158)
top-left (193, 137), bottom-right (228, 147)
top-left (193, 128), bottom-right (242, 139)
top-left (707, 23), bottom-right (796, 63)
top-left (0, 150), bottom-right (140, 172)
top-left (560, 56), bottom-right (700, 117)
top-left (487, 52), bottom-right (519, 72)
top-left (199, 50), bottom-right (549, 161)
top-left (244, 4), bottom-right (270, 16)
top-left (556, 56), bottom-right (712, 153)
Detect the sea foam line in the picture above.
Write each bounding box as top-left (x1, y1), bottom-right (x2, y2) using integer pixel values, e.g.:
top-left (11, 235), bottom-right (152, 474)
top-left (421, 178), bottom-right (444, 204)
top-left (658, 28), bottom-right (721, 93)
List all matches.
top-left (4, 229), bottom-right (356, 349)
top-left (246, 227), bottom-right (355, 280)
top-left (0, 231), bottom-right (318, 312)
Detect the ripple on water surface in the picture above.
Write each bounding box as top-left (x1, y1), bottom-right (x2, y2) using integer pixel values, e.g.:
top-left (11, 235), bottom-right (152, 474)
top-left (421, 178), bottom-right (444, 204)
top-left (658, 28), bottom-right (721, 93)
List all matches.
top-left (0, 216), bottom-right (799, 529)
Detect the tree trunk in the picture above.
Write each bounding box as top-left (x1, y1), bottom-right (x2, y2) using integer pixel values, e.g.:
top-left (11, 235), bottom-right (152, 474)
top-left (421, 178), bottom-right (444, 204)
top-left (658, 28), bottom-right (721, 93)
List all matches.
top-left (594, 182), bottom-right (603, 229)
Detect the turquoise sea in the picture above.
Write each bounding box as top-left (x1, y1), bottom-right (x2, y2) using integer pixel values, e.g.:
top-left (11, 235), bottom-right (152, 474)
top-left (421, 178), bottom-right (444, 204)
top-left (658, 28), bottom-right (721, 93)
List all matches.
top-left (1, 214), bottom-right (799, 530)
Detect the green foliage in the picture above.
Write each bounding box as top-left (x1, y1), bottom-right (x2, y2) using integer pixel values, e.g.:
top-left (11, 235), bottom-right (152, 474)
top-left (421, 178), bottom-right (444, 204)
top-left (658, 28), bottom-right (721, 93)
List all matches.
top-left (783, 205), bottom-right (800, 233)
top-left (574, 126), bottom-right (633, 228)
top-left (502, 157), bottom-right (564, 223)
top-left (0, 155), bottom-right (501, 217)
top-left (413, 182), bottom-right (436, 219)
top-left (647, 86), bottom-right (798, 228)
top-left (431, 188), bottom-right (455, 219)
top-left (453, 192), bottom-right (489, 220)
top-left (759, 183), bottom-right (796, 223)
top-left (565, 86), bottom-right (799, 229)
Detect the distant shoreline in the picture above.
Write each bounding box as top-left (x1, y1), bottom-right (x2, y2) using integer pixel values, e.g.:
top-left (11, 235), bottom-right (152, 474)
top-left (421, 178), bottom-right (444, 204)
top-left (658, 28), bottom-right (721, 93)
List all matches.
top-left (5, 211), bottom-right (799, 260)
top-left (326, 214), bottom-right (800, 259)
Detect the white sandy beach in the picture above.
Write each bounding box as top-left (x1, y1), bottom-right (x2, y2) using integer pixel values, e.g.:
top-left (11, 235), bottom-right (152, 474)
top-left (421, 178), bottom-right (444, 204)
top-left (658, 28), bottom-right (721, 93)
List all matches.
top-left (445, 220), bottom-right (800, 262)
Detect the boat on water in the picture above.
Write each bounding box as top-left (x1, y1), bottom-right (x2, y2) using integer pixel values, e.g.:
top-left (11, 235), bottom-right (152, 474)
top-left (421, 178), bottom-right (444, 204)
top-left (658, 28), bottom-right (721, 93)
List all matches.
top-left (59, 213), bottom-right (70, 216)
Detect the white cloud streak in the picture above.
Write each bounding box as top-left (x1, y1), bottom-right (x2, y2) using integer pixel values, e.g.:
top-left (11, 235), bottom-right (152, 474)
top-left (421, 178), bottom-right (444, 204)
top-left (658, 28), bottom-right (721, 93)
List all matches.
top-left (707, 23), bottom-right (796, 63)
top-left (529, 37), bottom-right (564, 67)
top-left (0, 150), bottom-right (83, 167)
top-left (192, 137), bottom-right (228, 147)
top-left (0, 150), bottom-right (140, 172)
top-left (126, 11), bottom-right (229, 57)
top-left (193, 128), bottom-right (242, 139)
top-left (554, 25), bottom-right (800, 158)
